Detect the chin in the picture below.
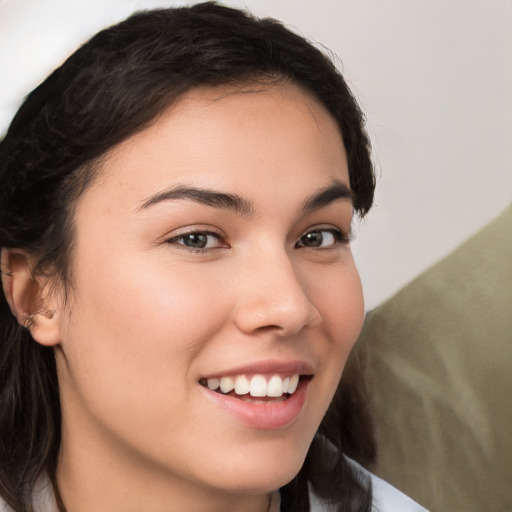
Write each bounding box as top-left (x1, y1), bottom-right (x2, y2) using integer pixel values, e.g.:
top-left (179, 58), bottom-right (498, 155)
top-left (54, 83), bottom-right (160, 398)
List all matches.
top-left (216, 464), bottom-right (303, 495)
top-left (203, 436), bottom-right (311, 494)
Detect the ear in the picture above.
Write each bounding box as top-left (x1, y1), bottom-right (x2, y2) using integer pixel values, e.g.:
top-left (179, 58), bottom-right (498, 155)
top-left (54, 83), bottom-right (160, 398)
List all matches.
top-left (1, 248), bottom-right (62, 346)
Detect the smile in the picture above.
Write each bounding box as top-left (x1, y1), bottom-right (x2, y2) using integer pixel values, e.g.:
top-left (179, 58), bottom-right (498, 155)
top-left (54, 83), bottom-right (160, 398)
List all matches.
top-left (200, 373), bottom-right (301, 401)
top-left (200, 371), bottom-right (312, 429)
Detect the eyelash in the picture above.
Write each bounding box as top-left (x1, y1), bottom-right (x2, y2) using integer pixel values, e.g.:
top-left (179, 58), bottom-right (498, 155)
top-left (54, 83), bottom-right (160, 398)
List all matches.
top-left (296, 228), bottom-right (350, 248)
top-left (166, 229), bottom-right (227, 253)
top-left (166, 226), bottom-right (350, 253)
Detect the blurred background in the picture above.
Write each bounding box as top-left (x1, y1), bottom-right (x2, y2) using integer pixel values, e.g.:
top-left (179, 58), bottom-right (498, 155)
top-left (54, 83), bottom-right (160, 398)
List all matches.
top-left (1, 0), bottom-right (511, 309)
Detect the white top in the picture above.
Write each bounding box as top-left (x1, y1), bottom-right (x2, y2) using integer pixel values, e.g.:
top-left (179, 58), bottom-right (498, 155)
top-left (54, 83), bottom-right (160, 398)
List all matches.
top-left (309, 460), bottom-right (429, 512)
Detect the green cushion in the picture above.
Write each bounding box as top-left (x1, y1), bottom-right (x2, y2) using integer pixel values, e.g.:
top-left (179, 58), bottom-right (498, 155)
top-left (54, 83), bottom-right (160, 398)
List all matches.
top-left (357, 205), bottom-right (512, 512)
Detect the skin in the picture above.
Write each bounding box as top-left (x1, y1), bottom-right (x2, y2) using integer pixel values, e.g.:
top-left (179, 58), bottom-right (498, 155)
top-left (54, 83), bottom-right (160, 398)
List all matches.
top-left (23, 84), bottom-right (364, 511)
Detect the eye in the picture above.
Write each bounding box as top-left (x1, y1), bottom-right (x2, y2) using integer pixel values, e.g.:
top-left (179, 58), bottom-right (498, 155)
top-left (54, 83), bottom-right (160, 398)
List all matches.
top-left (296, 228), bottom-right (349, 248)
top-left (166, 230), bottom-right (227, 251)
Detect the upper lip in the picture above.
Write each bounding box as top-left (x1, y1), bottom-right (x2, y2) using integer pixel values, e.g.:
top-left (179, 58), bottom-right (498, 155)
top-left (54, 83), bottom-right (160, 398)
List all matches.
top-left (201, 359), bottom-right (315, 379)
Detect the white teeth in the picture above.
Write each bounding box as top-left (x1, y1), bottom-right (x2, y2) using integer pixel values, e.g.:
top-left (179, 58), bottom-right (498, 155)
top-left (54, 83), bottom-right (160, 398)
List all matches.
top-left (234, 375), bottom-right (250, 395)
top-left (282, 377), bottom-right (290, 394)
top-left (249, 375), bottom-right (267, 397)
top-left (219, 376), bottom-right (235, 393)
top-left (207, 378), bottom-right (220, 390)
top-left (267, 375), bottom-right (283, 397)
top-left (205, 373), bottom-right (302, 398)
top-left (288, 374), bottom-right (299, 394)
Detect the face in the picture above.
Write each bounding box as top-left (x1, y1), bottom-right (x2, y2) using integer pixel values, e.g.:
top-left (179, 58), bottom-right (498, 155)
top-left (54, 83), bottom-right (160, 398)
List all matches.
top-left (53, 84), bottom-right (364, 506)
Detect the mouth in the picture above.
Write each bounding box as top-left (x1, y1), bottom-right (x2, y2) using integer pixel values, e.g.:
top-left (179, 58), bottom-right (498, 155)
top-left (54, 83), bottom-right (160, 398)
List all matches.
top-left (199, 373), bottom-right (313, 404)
top-left (198, 361), bottom-right (314, 429)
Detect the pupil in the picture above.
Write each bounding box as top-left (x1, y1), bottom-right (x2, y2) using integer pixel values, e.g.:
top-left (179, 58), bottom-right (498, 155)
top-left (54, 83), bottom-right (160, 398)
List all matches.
top-left (184, 233), bottom-right (208, 248)
top-left (303, 231), bottom-right (322, 247)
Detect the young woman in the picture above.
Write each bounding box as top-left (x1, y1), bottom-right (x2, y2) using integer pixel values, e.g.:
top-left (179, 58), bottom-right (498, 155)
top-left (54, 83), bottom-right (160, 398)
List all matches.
top-left (0, 3), bottom-right (427, 511)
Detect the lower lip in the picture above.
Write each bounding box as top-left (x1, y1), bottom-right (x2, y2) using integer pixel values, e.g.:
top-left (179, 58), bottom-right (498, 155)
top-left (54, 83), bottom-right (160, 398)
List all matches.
top-left (201, 378), bottom-right (310, 430)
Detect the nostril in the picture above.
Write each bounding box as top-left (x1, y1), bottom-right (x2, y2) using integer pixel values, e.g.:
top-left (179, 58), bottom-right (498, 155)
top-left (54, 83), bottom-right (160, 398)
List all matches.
top-left (254, 325), bottom-right (280, 333)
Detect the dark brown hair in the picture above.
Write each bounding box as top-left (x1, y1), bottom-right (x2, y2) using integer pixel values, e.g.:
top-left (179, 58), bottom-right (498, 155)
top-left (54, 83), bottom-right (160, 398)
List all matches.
top-left (0, 3), bottom-right (376, 511)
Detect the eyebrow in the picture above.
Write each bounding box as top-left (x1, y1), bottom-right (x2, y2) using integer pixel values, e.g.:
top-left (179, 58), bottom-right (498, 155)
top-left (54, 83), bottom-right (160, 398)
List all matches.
top-left (299, 179), bottom-right (354, 214)
top-left (138, 179), bottom-right (353, 216)
top-left (138, 185), bottom-right (254, 217)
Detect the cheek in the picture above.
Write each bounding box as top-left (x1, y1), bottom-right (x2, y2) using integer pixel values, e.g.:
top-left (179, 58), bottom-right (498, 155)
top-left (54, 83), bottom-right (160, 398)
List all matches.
top-left (56, 252), bottom-right (237, 471)
top-left (304, 260), bottom-right (365, 415)
top-left (313, 261), bottom-right (365, 351)
top-left (76, 246), bottom-right (226, 334)
top-left (59, 250), bottom-right (230, 405)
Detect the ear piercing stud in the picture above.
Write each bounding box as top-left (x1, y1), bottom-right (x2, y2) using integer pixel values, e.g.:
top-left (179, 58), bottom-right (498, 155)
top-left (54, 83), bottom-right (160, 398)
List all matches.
top-left (22, 308), bottom-right (56, 328)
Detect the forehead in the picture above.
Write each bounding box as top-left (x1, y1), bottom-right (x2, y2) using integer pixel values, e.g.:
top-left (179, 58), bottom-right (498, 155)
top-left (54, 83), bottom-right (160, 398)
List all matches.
top-left (86, 83), bottom-right (349, 210)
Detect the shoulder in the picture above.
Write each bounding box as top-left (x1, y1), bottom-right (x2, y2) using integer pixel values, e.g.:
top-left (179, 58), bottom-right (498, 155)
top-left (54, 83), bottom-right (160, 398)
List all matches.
top-left (368, 470), bottom-right (429, 512)
top-left (309, 457), bottom-right (429, 512)
top-left (0, 475), bottom-right (58, 512)
top-left (0, 496), bottom-right (12, 512)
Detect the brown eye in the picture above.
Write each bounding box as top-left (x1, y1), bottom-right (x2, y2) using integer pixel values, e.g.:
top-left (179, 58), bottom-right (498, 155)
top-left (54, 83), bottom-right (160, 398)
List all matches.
top-left (296, 229), bottom-right (345, 248)
top-left (301, 231), bottom-right (324, 247)
top-left (182, 233), bottom-right (209, 249)
top-left (167, 231), bottom-right (226, 251)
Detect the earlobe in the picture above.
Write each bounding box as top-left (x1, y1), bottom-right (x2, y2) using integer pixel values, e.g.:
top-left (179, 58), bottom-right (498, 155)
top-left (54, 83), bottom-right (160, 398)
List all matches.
top-left (1, 248), bottom-right (62, 346)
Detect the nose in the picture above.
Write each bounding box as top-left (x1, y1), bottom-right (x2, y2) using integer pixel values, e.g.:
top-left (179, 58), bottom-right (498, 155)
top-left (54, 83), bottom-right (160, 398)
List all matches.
top-left (232, 248), bottom-right (322, 337)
